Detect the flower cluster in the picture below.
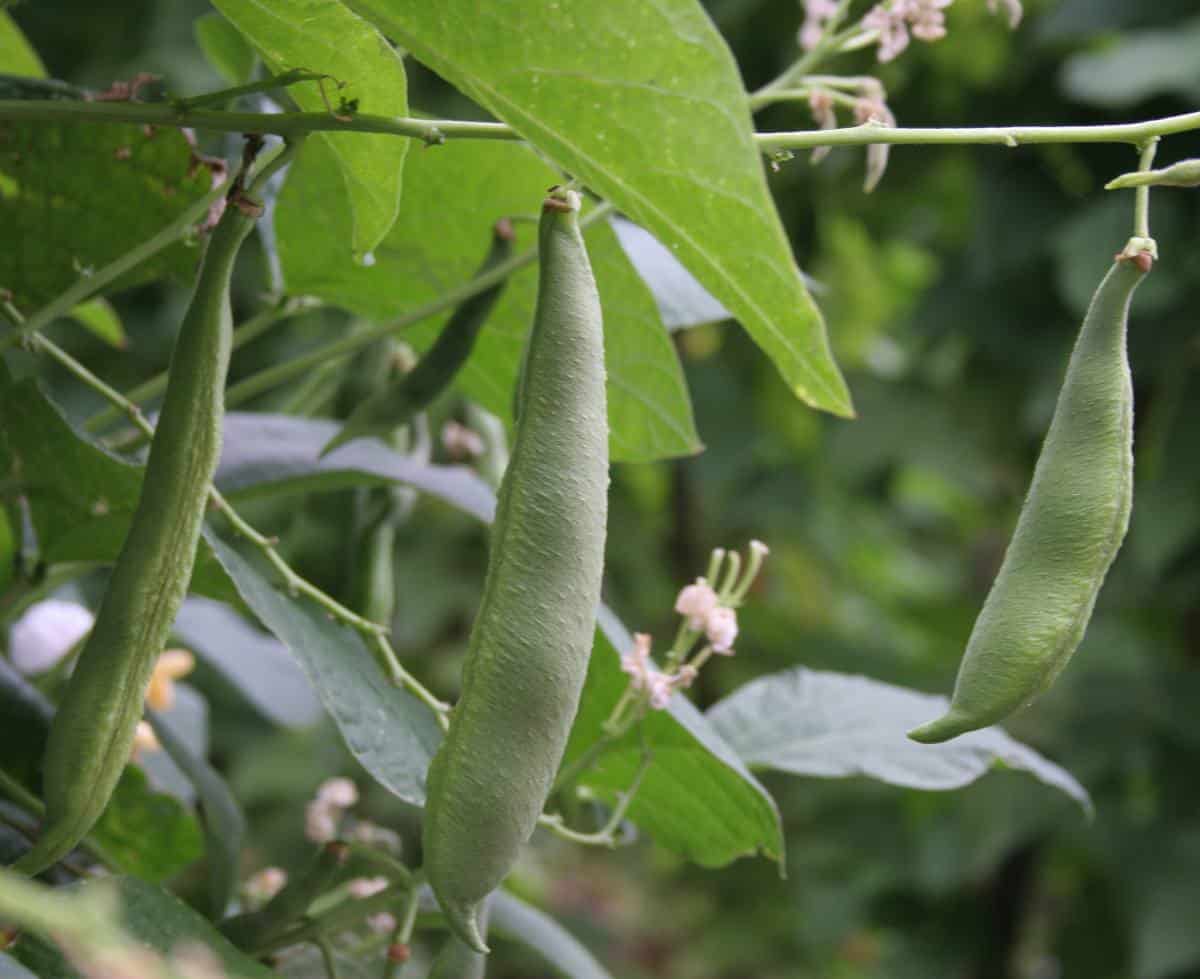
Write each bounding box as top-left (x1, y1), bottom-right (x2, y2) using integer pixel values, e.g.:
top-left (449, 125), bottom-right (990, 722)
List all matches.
top-left (304, 776), bottom-right (360, 843)
top-left (799, 0), bottom-right (840, 50)
top-left (618, 541), bottom-right (767, 713)
top-left (861, 0), bottom-right (1023, 62)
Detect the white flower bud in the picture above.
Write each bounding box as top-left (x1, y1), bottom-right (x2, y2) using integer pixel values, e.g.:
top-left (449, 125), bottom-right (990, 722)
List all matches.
top-left (348, 876), bottom-right (389, 899)
top-left (8, 599), bottom-right (94, 675)
top-left (316, 777), bottom-right (359, 809)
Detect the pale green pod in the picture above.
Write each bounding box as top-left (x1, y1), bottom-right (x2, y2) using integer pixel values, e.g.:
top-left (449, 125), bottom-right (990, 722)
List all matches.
top-left (15, 200), bottom-right (255, 875)
top-left (423, 189), bottom-right (608, 953)
top-left (909, 247), bottom-right (1149, 744)
top-left (428, 897), bottom-right (489, 979)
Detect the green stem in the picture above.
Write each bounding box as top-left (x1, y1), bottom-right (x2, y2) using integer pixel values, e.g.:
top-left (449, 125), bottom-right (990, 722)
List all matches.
top-left (540, 746), bottom-right (652, 848)
top-left (316, 937), bottom-right (343, 979)
top-left (171, 68), bottom-right (331, 111)
top-left (0, 99), bottom-right (514, 143)
top-left (1134, 138), bottom-right (1159, 239)
top-left (381, 886), bottom-right (421, 979)
top-left (750, 0), bottom-right (859, 105)
top-left (224, 202), bottom-right (614, 406)
top-left (83, 296), bottom-right (318, 433)
top-left (3, 98), bottom-right (1200, 153)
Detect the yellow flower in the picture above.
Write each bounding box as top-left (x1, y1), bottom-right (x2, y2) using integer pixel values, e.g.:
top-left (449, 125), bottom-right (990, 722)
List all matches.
top-left (144, 648), bottom-right (195, 711)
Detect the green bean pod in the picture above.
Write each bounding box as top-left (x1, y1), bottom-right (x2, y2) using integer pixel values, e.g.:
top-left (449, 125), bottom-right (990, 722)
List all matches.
top-left (909, 243), bottom-right (1150, 744)
top-left (423, 189), bottom-right (608, 953)
top-left (14, 197), bottom-right (255, 874)
top-left (319, 220), bottom-right (515, 457)
top-left (428, 897), bottom-right (489, 979)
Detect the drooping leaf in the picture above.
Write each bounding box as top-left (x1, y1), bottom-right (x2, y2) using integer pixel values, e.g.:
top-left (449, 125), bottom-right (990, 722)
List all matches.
top-left (707, 667), bottom-right (1092, 811)
top-left (206, 534), bottom-right (442, 808)
top-left (210, 0), bottom-right (409, 258)
top-left (1059, 17), bottom-right (1200, 108)
top-left (339, 0), bottom-right (852, 417)
top-left (173, 596), bottom-right (322, 729)
top-left (147, 702), bottom-right (247, 920)
top-left (275, 136), bottom-right (700, 462)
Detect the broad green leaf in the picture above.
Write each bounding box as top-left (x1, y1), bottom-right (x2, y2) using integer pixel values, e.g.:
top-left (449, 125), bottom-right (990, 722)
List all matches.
top-left (0, 11), bottom-right (44, 77)
top-left (147, 703), bottom-right (247, 919)
top-left (341, 0), bottom-right (852, 417)
top-left (93, 764), bottom-right (205, 883)
top-left (0, 367), bottom-right (237, 603)
top-left (68, 297), bottom-right (125, 349)
top-left (0, 114), bottom-right (215, 310)
top-left (10, 876), bottom-right (276, 979)
top-left (707, 667), bottom-right (1092, 811)
top-left (491, 891), bottom-right (614, 979)
top-left (207, 534), bottom-right (443, 807)
top-left (210, 0), bottom-right (408, 258)
top-left (174, 596), bottom-right (323, 728)
top-left (564, 618), bottom-right (784, 867)
top-left (194, 11), bottom-right (257, 85)
top-left (276, 136), bottom-right (701, 462)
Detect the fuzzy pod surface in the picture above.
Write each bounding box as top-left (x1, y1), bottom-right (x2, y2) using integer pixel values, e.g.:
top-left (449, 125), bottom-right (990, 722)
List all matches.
top-left (320, 220), bottom-right (515, 457)
top-left (422, 189), bottom-right (608, 953)
top-left (909, 247), bottom-right (1149, 744)
top-left (15, 199), bottom-right (255, 874)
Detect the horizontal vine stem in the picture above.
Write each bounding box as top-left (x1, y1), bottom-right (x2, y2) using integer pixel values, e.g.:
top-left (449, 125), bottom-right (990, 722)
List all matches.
top-left (3, 99), bottom-right (1200, 151)
top-left (0, 99), bottom-right (513, 143)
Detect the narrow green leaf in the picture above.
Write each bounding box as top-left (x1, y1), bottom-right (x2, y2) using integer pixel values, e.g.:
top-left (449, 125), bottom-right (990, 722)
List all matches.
top-left (147, 704), bottom-right (247, 919)
top-left (0, 11), bottom-right (45, 78)
top-left (68, 297), bottom-right (125, 349)
top-left (275, 136), bottom-right (701, 462)
top-left (210, 0), bottom-right (408, 258)
top-left (206, 533), bottom-right (443, 807)
top-left (194, 11), bottom-right (257, 85)
top-left (341, 0), bottom-right (852, 417)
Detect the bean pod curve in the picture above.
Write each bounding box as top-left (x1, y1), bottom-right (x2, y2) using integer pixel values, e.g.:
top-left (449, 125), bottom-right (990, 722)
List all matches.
top-left (422, 188), bottom-right (608, 953)
top-left (909, 239), bottom-right (1153, 744)
top-left (14, 192), bottom-right (257, 874)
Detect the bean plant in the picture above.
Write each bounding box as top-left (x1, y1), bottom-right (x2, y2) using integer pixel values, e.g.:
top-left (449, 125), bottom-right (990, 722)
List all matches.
top-left (0, 1), bottom-right (1196, 977)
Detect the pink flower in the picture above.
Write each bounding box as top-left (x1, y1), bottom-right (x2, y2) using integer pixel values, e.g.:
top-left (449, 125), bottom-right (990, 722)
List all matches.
top-left (620, 633), bottom-right (654, 691)
top-left (799, 0), bottom-right (840, 50)
top-left (705, 606), bottom-right (738, 653)
top-left (855, 96), bottom-right (897, 193)
top-left (987, 0), bottom-right (1022, 28)
top-left (317, 777), bottom-right (359, 809)
top-left (348, 877), bottom-right (389, 899)
top-left (674, 578), bottom-right (718, 630)
top-left (862, 4), bottom-right (910, 62)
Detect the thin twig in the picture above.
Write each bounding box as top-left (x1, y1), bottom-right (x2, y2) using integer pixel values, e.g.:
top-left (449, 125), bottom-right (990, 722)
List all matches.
top-left (1134, 138), bottom-right (1159, 239)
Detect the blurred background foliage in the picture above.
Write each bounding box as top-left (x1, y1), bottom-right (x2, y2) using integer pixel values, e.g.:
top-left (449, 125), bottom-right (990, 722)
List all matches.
top-left (7, 0), bottom-right (1200, 976)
